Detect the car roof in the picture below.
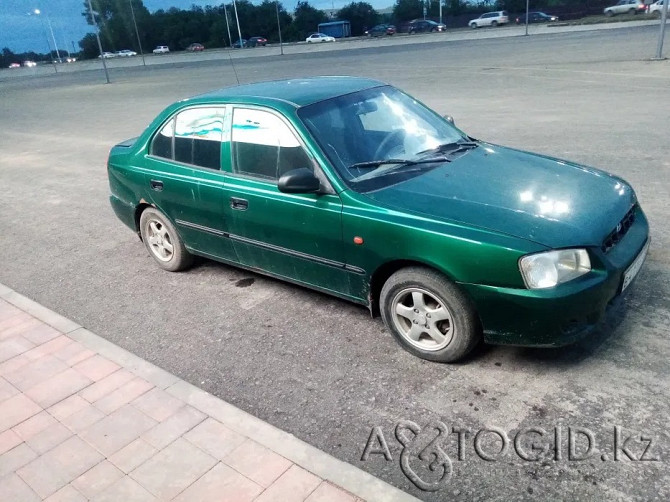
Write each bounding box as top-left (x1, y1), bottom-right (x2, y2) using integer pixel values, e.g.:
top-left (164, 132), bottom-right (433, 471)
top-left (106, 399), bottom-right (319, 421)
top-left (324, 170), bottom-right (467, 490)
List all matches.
top-left (193, 76), bottom-right (385, 108)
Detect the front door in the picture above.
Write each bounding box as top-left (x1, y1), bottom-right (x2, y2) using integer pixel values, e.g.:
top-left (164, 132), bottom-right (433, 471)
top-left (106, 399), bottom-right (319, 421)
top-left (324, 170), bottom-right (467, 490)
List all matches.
top-left (224, 106), bottom-right (352, 298)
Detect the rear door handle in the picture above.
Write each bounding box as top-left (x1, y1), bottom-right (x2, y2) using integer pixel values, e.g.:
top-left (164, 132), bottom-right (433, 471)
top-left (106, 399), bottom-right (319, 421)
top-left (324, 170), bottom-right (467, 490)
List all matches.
top-left (150, 179), bottom-right (163, 191)
top-left (230, 197), bottom-right (248, 210)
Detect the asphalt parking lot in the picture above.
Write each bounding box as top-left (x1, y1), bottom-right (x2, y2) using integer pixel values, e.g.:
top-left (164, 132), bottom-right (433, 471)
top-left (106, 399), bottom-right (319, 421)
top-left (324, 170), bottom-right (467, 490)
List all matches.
top-left (1, 23), bottom-right (669, 500)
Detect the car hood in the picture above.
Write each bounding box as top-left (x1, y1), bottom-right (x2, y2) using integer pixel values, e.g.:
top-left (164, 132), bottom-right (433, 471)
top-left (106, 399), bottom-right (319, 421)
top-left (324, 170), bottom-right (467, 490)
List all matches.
top-left (361, 144), bottom-right (636, 248)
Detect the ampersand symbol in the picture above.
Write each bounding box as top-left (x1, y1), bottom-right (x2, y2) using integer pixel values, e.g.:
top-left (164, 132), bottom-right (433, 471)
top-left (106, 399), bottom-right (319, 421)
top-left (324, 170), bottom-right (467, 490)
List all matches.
top-left (395, 420), bottom-right (452, 492)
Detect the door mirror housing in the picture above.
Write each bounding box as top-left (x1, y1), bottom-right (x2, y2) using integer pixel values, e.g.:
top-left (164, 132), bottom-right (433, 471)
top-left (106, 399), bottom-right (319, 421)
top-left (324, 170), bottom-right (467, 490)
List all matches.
top-left (278, 168), bottom-right (321, 194)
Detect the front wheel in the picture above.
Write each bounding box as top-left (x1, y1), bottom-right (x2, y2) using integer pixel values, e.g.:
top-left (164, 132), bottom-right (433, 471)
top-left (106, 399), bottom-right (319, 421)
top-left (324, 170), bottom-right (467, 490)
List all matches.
top-left (380, 267), bottom-right (481, 363)
top-left (470, 22), bottom-right (478, 29)
top-left (605, 10), bottom-right (614, 17)
top-left (139, 207), bottom-right (193, 272)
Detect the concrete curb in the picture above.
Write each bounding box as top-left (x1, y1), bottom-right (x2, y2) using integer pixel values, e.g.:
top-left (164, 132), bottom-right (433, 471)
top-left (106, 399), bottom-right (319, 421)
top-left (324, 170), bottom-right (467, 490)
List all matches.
top-left (0, 282), bottom-right (420, 502)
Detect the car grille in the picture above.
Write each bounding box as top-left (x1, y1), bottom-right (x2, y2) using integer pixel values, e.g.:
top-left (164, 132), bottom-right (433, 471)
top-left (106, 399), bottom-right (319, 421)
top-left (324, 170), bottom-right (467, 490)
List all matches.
top-left (601, 205), bottom-right (636, 253)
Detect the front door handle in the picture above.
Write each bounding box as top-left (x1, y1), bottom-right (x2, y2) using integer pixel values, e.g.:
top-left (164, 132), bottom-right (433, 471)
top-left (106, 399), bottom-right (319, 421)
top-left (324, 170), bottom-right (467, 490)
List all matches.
top-left (230, 197), bottom-right (248, 210)
top-left (150, 179), bottom-right (163, 191)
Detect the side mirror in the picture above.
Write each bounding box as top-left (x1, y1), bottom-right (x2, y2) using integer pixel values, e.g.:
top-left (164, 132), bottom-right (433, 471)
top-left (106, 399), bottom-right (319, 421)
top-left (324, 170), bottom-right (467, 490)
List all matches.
top-left (443, 114), bottom-right (455, 125)
top-left (278, 168), bottom-right (321, 194)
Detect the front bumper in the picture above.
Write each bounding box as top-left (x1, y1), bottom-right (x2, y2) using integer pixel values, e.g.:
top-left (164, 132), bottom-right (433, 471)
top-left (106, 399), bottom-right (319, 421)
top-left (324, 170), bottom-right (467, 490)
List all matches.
top-left (459, 208), bottom-right (650, 347)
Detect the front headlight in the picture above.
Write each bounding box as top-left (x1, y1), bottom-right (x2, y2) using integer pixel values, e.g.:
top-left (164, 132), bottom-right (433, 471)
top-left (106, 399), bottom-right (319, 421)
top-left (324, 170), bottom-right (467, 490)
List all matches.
top-left (519, 249), bottom-right (591, 289)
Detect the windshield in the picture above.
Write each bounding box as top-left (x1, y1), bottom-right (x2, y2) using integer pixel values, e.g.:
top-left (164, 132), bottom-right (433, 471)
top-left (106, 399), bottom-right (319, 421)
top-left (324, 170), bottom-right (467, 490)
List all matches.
top-left (298, 85), bottom-right (469, 191)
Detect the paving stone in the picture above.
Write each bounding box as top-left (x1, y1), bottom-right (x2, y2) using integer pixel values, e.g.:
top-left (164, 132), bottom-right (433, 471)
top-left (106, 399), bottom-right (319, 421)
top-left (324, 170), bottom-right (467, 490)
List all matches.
top-left (79, 369), bottom-right (135, 403)
top-left (4, 355), bottom-right (68, 392)
top-left (73, 355), bottom-right (120, 382)
top-left (16, 436), bottom-right (103, 498)
top-left (94, 377), bottom-right (154, 415)
top-left (0, 312), bottom-right (32, 335)
top-left (305, 482), bottom-right (362, 502)
top-left (173, 462), bottom-right (263, 502)
top-left (0, 376), bottom-right (18, 402)
top-left (254, 465), bottom-right (322, 502)
top-left (131, 387), bottom-right (184, 422)
top-left (0, 472), bottom-right (40, 502)
top-left (0, 429), bottom-right (23, 455)
top-left (0, 443), bottom-right (38, 478)
top-left (224, 438), bottom-right (292, 488)
top-left (184, 417), bottom-right (246, 460)
top-left (0, 394), bottom-right (42, 432)
top-left (141, 404), bottom-right (205, 450)
top-left (0, 336), bottom-right (35, 364)
top-left (80, 405), bottom-right (157, 457)
top-left (108, 438), bottom-right (158, 474)
top-left (0, 354), bottom-right (30, 377)
top-left (60, 404), bottom-right (105, 433)
top-left (20, 323), bottom-right (61, 346)
top-left (52, 342), bottom-right (96, 367)
top-left (24, 368), bottom-right (92, 408)
top-left (71, 460), bottom-right (124, 499)
top-left (25, 421), bottom-right (72, 454)
top-left (129, 437), bottom-right (217, 500)
top-left (44, 484), bottom-right (87, 502)
top-left (23, 335), bottom-right (72, 361)
top-left (92, 476), bottom-right (156, 502)
top-left (12, 410), bottom-right (56, 441)
top-left (0, 318), bottom-right (42, 341)
top-left (47, 395), bottom-right (90, 421)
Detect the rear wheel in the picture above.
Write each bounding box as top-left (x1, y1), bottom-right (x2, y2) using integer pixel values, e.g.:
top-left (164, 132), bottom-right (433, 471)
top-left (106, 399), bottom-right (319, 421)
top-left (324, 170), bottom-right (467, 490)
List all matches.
top-left (139, 207), bottom-right (193, 272)
top-left (491, 20), bottom-right (498, 27)
top-left (629, 8), bottom-right (636, 14)
top-left (605, 9), bottom-right (614, 16)
top-left (380, 267), bottom-right (481, 363)
top-left (470, 22), bottom-right (478, 29)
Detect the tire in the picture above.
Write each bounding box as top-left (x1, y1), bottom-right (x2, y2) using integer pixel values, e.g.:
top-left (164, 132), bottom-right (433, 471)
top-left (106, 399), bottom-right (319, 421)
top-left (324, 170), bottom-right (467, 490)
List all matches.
top-left (139, 207), bottom-right (193, 272)
top-left (605, 10), bottom-right (614, 17)
top-left (380, 267), bottom-right (481, 363)
top-left (629, 8), bottom-right (636, 14)
top-left (491, 21), bottom-right (498, 27)
top-left (470, 22), bottom-right (478, 29)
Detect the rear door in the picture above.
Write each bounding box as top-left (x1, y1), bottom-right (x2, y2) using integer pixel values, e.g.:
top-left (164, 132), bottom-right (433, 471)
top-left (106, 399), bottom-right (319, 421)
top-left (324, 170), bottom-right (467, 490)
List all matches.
top-left (144, 106), bottom-right (237, 261)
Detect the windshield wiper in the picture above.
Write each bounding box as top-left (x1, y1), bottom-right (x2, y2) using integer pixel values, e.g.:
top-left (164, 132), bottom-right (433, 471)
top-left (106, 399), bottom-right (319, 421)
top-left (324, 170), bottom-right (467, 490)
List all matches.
top-left (417, 140), bottom-right (479, 156)
top-left (348, 156), bottom-right (450, 170)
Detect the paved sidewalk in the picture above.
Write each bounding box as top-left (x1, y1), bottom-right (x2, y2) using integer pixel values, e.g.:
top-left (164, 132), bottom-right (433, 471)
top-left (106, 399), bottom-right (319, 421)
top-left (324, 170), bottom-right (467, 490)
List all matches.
top-left (0, 283), bottom-right (418, 502)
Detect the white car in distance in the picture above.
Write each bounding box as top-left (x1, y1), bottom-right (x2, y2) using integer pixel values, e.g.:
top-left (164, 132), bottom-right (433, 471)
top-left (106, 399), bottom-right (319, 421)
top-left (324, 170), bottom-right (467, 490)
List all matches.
top-left (153, 46), bottom-right (170, 54)
top-left (305, 33), bottom-right (335, 43)
top-left (116, 50), bottom-right (137, 57)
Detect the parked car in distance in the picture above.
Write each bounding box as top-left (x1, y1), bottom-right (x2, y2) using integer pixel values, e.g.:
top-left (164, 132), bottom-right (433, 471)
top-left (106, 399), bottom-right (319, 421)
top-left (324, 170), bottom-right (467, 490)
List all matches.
top-left (515, 11), bottom-right (559, 23)
top-left (604, 0), bottom-right (647, 16)
top-left (248, 37), bottom-right (268, 47)
top-left (232, 39), bottom-right (248, 48)
top-left (22, 60), bottom-right (37, 67)
top-left (306, 33), bottom-right (335, 43)
top-left (186, 43), bottom-right (205, 51)
top-left (648, 0), bottom-right (668, 16)
top-left (408, 19), bottom-right (446, 33)
top-left (469, 11), bottom-right (510, 28)
top-left (8, 62), bottom-right (20, 68)
top-left (107, 76), bottom-right (649, 363)
top-left (116, 49), bottom-right (137, 57)
top-left (64, 56), bottom-right (76, 63)
top-left (99, 52), bottom-right (116, 59)
top-left (365, 24), bottom-right (396, 36)
top-left (153, 46), bottom-right (170, 54)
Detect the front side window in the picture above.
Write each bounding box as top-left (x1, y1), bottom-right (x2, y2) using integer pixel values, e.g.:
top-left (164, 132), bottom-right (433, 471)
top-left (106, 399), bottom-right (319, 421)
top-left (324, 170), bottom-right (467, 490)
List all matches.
top-left (150, 107), bottom-right (225, 169)
top-left (231, 108), bottom-right (312, 181)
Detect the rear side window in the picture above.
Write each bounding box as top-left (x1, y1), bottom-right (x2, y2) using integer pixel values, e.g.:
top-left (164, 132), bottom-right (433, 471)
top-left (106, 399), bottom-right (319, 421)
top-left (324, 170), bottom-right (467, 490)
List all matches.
top-left (150, 107), bottom-right (225, 169)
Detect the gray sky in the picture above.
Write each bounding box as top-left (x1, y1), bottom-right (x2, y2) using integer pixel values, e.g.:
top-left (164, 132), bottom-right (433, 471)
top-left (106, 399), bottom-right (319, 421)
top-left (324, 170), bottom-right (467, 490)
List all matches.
top-left (0, 0), bottom-right (391, 54)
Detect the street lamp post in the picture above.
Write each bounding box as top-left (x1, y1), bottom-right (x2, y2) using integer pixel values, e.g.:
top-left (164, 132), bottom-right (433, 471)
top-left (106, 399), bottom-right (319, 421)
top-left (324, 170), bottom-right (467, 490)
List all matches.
top-left (34, 9), bottom-right (61, 63)
top-left (86, 0), bottom-right (111, 83)
top-left (222, 3), bottom-right (233, 47)
top-left (275, 1), bottom-right (284, 55)
top-left (32, 9), bottom-right (58, 72)
top-left (128, 0), bottom-right (146, 66)
top-left (232, 0), bottom-right (243, 49)
top-left (524, 0), bottom-right (530, 36)
top-left (655, 0), bottom-right (668, 59)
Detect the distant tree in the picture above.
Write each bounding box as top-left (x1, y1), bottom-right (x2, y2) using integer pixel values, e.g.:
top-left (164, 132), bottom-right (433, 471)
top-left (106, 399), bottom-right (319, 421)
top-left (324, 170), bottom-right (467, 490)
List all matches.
top-left (393, 0), bottom-right (423, 22)
top-left (292, 1), bottom-right (328, 39)
top-left (336, 2), bottom-right (378, 35)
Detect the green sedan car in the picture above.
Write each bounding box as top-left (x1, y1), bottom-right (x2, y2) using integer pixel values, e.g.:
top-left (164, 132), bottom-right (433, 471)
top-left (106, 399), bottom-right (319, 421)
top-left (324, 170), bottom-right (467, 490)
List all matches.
top-left (107, 77), bottom-right (649, 362)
